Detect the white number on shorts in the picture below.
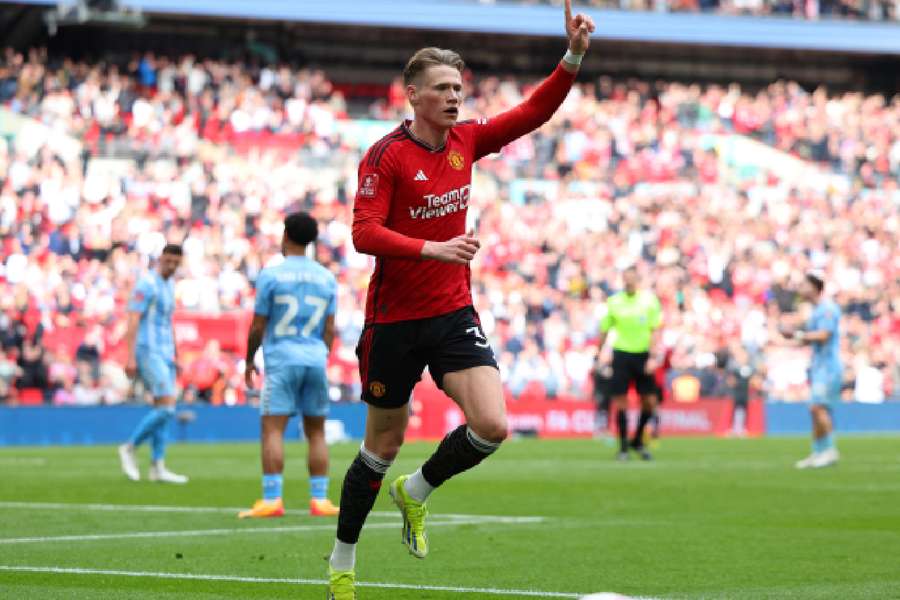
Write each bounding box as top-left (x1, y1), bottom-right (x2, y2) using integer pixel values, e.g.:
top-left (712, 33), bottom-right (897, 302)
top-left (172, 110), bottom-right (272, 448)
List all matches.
top-left (466, 326), bottom-right (490, 348)
top-left (274, 295), bottom-right (329, 338)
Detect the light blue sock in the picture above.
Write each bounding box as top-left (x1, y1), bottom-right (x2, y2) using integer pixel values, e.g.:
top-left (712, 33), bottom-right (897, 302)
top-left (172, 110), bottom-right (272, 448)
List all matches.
top-left (263, 474), bottom-right (283, 501)
top-left (821, 433), bottom-right (835, 451)
top-left (309, 476), bottom-right (329, 501)
top-left (812, 436), bottom-right (826, 454)
top-left (150, 408), bottom-right (175, 462)
top-left (129, 407), bottom-right (171, 448)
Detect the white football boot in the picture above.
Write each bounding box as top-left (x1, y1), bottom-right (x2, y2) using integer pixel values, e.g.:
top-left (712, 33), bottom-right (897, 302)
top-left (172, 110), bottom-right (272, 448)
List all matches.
top-left (118, 444), bottom-right (140, 481)
top-left (148, 461), bottom-right (189, 484)
top-left (811, 448), bottom-right (839, 468)
top-left (794, 453), bottom-right (820, 469)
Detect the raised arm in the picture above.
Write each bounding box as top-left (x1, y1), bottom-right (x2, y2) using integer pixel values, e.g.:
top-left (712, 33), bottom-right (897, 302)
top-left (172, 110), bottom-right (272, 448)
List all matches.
top-left (473, 0), bottom-right (595, 159)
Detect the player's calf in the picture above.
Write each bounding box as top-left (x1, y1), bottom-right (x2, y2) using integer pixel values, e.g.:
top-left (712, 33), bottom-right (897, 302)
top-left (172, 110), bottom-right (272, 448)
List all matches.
top-left (420, 424), bottom-right (502, 491)
top-left (328, 445), bottom-right (393, 578)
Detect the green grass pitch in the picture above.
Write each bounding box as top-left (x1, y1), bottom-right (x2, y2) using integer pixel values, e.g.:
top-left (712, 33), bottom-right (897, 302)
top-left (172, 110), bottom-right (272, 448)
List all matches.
top-left (1, 437), bottom-right (899, 599)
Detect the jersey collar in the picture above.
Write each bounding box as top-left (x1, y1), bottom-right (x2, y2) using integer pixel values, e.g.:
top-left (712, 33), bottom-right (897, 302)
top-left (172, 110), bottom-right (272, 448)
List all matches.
top-left (402, 120), bottom-right (447, 153)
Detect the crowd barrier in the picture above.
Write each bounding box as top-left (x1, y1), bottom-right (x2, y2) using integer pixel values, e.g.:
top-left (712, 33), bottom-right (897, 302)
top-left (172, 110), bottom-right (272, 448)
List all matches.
top-left (765, 402), bottom-right (900, 434)
top-left (407, 383), bottom-right (765, 438)
top-left (2, 393), bottom-right (898, 446)
top-left (0, 404), bottom-right (367, 446)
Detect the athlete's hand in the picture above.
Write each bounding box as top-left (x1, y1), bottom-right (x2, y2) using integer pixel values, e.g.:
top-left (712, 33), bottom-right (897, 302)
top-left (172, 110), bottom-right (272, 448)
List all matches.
top-left (244, 364), bottom-right (259, 389)
top-left (125, 358), bottom-right (137, 379)
top-left (422, 231), bottom-right (481, 265)
top-left (778, 324), bottom-right (796, 339)
top-left (565, 0), bottom-right (595, 55)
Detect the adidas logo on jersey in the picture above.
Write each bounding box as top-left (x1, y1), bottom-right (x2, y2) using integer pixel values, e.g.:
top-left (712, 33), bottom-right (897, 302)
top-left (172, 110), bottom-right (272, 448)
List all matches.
top-left (414, 170), bottom-right (428, 181)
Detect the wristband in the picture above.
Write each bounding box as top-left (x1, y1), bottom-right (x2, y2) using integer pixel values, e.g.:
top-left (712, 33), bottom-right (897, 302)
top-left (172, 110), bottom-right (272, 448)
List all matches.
top-left (563, 49), bottom-right (584, 66)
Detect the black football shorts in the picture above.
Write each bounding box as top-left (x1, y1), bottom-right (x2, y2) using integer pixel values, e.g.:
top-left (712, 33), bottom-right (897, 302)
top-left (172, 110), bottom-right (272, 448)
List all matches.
top-left (609, 350), bottom-right (657, 396)
top-left (355, 306), bottom-right (499, 409)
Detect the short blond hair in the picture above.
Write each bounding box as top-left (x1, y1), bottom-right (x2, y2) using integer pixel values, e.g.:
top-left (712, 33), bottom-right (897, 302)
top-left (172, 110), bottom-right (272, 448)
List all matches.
top-left (403, 47), bottom-right (465, 86)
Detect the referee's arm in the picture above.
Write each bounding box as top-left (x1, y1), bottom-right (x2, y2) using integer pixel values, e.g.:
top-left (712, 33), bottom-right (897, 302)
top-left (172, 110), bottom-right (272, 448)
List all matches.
top-left (597, 308), bottom-right (613, 353)
top-left (645, 295), bottom-right (663, 372)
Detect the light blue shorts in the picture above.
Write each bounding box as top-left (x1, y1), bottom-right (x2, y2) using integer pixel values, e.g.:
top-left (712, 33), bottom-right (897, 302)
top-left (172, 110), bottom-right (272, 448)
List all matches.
top-left (137, 351), bottom-right (177, 399)
top-left (260, 365), bottom-right (329, 418)
top-left (809, 368), bottom-right (842, 407)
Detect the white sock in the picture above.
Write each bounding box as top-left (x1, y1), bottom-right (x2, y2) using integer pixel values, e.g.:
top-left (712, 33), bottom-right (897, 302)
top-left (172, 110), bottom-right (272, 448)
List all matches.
top-left (329, 539), bottom-right (356, 572)
top-left (403, 468), bottom-right (435, 503)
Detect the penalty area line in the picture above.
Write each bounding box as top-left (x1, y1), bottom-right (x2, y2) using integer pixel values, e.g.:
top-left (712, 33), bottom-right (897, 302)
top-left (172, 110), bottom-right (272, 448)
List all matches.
top-left (0, 565), bottom-right (584, 598)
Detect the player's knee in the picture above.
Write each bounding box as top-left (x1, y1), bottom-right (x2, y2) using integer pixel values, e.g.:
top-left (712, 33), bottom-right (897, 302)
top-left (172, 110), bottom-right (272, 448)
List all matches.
top-left (367, 434), bottom-right (404, 462)
top-left (374, 445), bottom-right (401, 463)
top-left (472, 417), bottom-right (508, 444)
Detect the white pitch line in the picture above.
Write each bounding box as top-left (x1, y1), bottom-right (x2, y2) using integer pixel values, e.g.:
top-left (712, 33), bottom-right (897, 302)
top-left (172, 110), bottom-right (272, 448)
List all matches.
top-left (0, 518), bottom-right (515, 545)
top-left (0, 565), bottom-right (584, 598)
top-left (0, 501), bottom-right (540, 523)
top-left (0, 500), bottom-right (343, 517)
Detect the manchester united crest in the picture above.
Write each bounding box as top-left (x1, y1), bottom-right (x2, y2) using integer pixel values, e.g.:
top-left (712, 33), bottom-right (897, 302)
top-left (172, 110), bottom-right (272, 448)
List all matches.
top-left (369, 381), bottom-right (387, 398)
top-left (448, 150), bottom-right (465, 171)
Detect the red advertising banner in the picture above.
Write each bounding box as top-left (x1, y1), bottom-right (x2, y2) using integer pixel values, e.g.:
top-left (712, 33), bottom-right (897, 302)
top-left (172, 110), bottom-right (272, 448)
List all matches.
top-left (650, 398), bottom-right (763, 436)
top-left (173, 311), bottom-right (253, 353)
top-left (613, 400), bottom-right (763, 437)
top-left (407, 384), bottom-right (596, 440)
top-left (407, 382), bottom-right (764, 440)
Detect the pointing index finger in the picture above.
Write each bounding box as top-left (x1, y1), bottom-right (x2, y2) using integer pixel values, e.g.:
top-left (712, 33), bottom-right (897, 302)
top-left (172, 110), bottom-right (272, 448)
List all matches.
top-left (564, 0), bottom-right (572, 26)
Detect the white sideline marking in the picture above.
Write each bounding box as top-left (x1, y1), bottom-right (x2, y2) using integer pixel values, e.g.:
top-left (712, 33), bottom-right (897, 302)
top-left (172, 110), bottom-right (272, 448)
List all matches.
top-left (0, 501), bottom-right (540, 523)
top-left (0, 565), bottom-right (585, 598)
top-left (0, 517), bottom-right (534, 545)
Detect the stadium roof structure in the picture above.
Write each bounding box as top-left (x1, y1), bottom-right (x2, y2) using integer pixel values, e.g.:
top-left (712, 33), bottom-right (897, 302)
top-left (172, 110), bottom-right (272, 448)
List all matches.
top-left (12, 0), bottom-right (900, 55)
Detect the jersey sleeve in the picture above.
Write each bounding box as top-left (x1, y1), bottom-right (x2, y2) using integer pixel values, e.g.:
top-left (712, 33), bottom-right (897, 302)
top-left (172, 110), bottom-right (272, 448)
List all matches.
top-left (352, 150), bottom-right (426, 259)
top-left (599, 302), bottom-right (615, 333)
top-left (815, 305), bottom-right (839, 337)
top-left (127, 277), bottom-right (155, 314)
top-left (253, 272), bottom-right (274, 317)
top-left (471, 64), bottom-right (576, 160)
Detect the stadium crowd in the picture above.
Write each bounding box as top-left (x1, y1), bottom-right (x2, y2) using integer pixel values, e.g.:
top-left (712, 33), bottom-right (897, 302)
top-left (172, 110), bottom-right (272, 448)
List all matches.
top-left (503, 0), bottom-right (900, 21)
top-left (1, 48), bottom-right (898, 406)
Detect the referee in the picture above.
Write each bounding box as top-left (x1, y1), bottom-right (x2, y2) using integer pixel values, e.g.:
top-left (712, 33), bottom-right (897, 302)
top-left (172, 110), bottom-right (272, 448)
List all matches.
top-left (597, 266), bottom-right (663, 460)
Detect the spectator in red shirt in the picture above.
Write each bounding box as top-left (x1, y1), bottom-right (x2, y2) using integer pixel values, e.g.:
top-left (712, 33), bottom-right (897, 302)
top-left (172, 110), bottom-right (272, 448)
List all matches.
top-left (185, 339), bottom-right (227, 404)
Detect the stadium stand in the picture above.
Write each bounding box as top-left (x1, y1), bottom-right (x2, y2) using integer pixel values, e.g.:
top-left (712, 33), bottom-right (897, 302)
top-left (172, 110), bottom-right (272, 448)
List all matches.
top-left (508, 0), bottom-right (900, 21)
top-left (0, 44), bottom-right (897, 407)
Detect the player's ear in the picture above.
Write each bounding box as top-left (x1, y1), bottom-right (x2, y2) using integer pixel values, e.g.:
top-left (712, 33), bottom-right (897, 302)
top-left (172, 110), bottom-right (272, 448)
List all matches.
top-left (407, 83), bottom-right (419, 107)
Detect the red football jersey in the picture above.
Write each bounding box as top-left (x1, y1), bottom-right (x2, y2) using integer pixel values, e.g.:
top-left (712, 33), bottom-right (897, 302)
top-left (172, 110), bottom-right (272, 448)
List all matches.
top-left (353, 64), bottom-right (576, 324)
